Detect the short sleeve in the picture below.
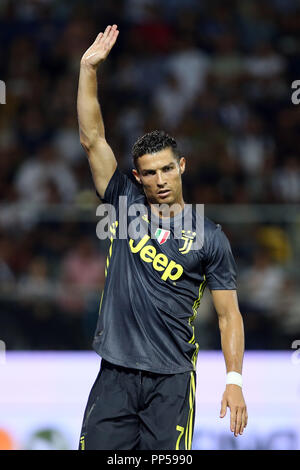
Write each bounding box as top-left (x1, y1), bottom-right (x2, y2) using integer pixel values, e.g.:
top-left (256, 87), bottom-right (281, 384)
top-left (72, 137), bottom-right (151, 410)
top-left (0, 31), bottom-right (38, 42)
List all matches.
top-left (203, 224), bottom-right (237, 290)
top-left (98, 167), bottom-right (142, 208)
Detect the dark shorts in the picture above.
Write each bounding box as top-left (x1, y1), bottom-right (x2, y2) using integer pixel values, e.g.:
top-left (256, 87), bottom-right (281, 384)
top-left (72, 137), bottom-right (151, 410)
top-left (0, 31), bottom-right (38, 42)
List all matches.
top-left (79, 359), bottom-right (196, 450)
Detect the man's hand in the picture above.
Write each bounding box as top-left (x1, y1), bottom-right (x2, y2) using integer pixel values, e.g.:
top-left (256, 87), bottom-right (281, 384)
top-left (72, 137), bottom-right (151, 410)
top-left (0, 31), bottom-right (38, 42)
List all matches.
top-left (81, 24), bottom-right (119, 69)
top-left (220, 384), bottom-right (248, 437)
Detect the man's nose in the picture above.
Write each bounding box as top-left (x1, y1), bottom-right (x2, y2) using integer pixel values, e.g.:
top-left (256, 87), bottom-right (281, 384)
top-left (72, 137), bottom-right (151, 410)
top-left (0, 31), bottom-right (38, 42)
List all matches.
top-left (156, 171), bottom-right (165, 186)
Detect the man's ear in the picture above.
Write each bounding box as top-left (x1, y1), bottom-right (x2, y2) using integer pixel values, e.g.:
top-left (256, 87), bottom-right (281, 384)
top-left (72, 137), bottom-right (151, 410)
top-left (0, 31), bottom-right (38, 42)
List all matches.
top-left (179, 156), bottom-right (186, 175)
top-left (132, 168), bottom-right (141, 184)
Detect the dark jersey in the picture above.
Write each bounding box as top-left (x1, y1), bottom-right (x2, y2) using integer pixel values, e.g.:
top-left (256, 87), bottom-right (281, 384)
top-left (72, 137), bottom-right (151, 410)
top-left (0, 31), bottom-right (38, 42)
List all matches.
top-left (92, 168), bottom-right (237, 374)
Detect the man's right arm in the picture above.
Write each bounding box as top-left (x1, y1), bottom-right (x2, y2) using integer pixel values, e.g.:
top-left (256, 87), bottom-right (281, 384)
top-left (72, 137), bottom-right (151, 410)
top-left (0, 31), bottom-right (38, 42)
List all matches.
top-left (77, 25), bottom-right (119, 199)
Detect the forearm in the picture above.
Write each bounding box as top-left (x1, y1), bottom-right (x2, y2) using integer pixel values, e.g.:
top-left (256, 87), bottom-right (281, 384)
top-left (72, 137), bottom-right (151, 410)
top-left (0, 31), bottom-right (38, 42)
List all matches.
top-left (212, 292), bottom-right (247, 435)
top-left (218, 311), bottom-right (244, 374)
top-left (77, 62), bottom-right (105, 145)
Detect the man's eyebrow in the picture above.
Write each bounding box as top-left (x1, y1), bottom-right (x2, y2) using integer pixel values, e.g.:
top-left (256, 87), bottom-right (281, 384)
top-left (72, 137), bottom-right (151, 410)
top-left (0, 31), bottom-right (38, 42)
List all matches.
top-left (162, 162), bottom-right (175, 168)
top-left (142, 162), bottom-right (175, 172)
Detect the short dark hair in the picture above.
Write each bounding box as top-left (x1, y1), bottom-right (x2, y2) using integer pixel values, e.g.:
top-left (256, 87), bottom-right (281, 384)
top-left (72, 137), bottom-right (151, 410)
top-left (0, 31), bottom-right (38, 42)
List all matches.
top-left (132, 130), bottom-right (179, 169)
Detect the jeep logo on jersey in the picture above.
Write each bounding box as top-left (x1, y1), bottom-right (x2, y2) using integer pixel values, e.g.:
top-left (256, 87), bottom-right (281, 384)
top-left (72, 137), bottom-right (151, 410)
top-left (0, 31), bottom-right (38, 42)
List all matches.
top-left (154, 228), bottom-right (170, 245)
top-left (129, 234), bottom-right (183, 282)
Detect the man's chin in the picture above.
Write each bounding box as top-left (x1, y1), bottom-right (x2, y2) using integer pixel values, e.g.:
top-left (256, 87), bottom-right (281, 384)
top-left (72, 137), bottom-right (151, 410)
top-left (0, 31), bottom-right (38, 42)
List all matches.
top-left (154, 194), bottom-right (173, 205)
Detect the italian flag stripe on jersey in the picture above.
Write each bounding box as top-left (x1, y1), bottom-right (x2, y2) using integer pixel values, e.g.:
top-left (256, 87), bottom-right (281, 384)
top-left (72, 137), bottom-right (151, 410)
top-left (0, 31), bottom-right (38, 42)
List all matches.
top-left (155, 228), bottom-right (170, 245)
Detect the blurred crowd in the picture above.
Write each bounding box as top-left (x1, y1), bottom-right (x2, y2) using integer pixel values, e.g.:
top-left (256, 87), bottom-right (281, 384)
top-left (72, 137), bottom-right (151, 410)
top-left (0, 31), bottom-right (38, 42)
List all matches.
top-left (0, 0), bottom-right (299, 350)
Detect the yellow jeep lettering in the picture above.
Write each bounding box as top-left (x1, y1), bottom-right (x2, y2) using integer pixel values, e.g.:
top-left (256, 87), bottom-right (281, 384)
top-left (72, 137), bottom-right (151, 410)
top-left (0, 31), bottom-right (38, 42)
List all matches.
top-left (153, 253), bottom-right (168, 271)
top-left (129, 234), bottom-right (150, 253)
top-left (140, 245), bottom-right (156, 263)
top-left (161, 260), bottom-right (183, 281)
top-left (129, 235), bottom-right (183, 281)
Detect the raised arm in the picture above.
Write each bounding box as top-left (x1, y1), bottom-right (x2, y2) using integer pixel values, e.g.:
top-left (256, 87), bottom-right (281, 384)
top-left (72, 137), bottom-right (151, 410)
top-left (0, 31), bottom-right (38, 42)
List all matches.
top-left (77, 25), bottom-right (119, 199)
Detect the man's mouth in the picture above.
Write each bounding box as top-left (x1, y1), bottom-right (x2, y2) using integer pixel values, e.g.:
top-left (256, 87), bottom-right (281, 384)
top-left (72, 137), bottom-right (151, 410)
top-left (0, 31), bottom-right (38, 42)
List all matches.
top-left (157, 189), bottom-right (171, 198)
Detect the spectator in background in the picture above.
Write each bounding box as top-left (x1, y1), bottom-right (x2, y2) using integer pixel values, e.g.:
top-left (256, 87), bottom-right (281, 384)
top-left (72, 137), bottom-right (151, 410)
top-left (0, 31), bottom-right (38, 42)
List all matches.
top-left (218, 92), bottom-right (250, 133)
top-left (274, 278), bottom-right (300, 346)
top-left (272, 156), bottom-right (300, 203)
top-left (116, 101), bottom-right (146, 168)
top-left (0, 235), bottom-right (15, 291)
top-left (15, 106), bottom-right (51, 155)
top-left (7, 36), bottom-right (40, 103)
top-left (229, 115), bottom-right (275, 174)
top-left (53, 111), bottom-right (85, 166)
top-left (243, 41), bottom-right (286, 80)
top-left (236, 2), bottom-right (278, 51)
top-left (123, 0), bottom-right (157, 24)
top-left (112, 54), bottom-right (145, 101)
top-left (59, 17), bottom-right (94, 72)
top-left (58, 237), bottom-right (105, 316)
top-left (255, 225), bottom-right (292, 264)
top-left (238, 246), bottom-right (288, 349)
top-left (14, 141), bottom-right (78, 203)
top-left (208, 32), bottom-right (245, 86)
top-left (18, 256), bottom-right (58, 301)
top-left (49, 72), bottom-right (79, 123)
top-left (165, 35), bottom-right (210, 107)
top-left (243, 41), bottom-right (287, 103)
top-left (228, 115), bottom-right (275, 201)
top-left (239, 248), bottom-right (286, 315)
top-left (128, 3), bottom-right (174, 54)
top-left (16, 254), bottom-right (73, 350)
top-left (152, 72), bottom-right (189, 130)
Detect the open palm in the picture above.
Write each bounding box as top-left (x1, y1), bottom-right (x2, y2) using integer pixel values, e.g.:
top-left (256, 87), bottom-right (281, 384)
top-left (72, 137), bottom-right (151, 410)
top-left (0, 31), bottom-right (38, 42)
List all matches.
top-left (81, 24), bottom-right (119, 68)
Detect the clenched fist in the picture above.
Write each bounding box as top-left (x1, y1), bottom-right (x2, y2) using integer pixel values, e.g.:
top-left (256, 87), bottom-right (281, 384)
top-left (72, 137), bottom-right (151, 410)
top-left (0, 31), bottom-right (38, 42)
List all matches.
top-left (81, 24), bottom-right (119, 69)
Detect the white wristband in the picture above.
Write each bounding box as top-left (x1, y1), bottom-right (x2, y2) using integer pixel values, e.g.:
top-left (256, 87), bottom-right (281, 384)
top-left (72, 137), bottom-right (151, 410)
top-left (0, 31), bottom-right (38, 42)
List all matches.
top-left (226, 371), bottom-right (242, 388)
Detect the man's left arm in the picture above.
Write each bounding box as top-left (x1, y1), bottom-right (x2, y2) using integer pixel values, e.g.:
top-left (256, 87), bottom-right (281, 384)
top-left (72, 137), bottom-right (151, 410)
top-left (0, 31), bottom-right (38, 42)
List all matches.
top-left (211, 289), bottom-right (248, 437)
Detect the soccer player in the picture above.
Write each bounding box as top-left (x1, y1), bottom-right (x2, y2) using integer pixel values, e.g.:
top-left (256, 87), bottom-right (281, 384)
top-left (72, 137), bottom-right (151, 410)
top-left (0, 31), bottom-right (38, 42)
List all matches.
top-left (77, 24), bottom-right (247, 450)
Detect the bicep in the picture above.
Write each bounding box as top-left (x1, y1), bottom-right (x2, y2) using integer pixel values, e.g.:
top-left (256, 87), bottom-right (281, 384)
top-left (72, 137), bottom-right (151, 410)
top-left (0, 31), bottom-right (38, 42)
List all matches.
top-left (83, 137), bottom-right (117, 199)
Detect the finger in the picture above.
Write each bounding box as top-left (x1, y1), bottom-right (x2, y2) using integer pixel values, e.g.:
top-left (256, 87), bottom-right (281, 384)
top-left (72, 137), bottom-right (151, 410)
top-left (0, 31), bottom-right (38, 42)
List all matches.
top-left (103, 29), bottom-right (119, 54)
top-left (95, 32), bottom-right (103, 44)
top-left (240, 407), bottom-right (248, 434)
top-left (102, 25), bottom-right (112, 40)
top-left (219, 398), bottom-right (227, 418)
top-left (234, 407), bottom-right (243, 437)
top-left (109, 29), bottom-right (119, 47)
top-left (244, 409), bottom-right (248, 428)
top-left (230, 407), bottom-right (237, 434)
top-left (106, 25), bottom-right (119, 44)
top-left (239, 408), bottom-right (247, 434)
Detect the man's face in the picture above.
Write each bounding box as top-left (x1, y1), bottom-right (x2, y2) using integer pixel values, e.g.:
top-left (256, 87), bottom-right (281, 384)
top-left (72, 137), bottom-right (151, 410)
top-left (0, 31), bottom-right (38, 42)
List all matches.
top-left (132, 147), bottom-right (186, 208)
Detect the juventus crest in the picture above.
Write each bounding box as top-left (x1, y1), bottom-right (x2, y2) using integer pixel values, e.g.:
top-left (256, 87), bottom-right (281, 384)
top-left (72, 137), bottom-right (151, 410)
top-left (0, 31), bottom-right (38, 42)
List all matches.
top-left (179, 230), bottom-right (196, 254)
